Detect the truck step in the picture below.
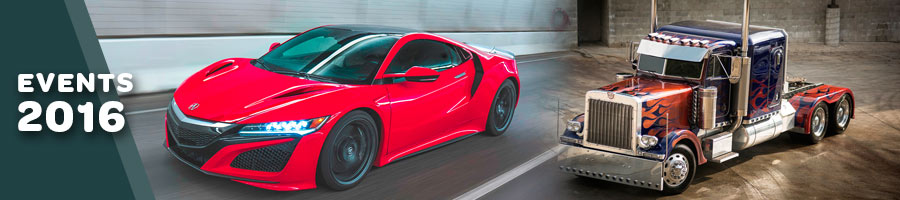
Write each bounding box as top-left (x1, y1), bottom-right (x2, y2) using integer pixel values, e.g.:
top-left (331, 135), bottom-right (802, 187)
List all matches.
top-left (711, 152), bottom-right (739, 163)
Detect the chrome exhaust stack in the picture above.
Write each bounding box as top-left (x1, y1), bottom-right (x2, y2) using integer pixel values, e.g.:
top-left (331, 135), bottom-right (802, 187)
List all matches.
top-left (650, 0), bottom-right (658, 33)
top-left (729, 0), bottom-right (752, 132)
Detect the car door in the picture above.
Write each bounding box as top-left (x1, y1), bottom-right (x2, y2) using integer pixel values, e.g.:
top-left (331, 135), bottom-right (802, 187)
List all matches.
top-left (383, 39), bottom-right (473, 154)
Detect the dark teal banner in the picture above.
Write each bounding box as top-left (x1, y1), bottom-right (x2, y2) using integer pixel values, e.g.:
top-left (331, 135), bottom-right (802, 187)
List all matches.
top-left (1, 1), bottom-right (153, 199)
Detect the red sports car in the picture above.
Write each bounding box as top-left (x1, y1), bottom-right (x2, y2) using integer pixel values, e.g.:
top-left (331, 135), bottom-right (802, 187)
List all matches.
top-left (165, 25), bottom-right (520, 191)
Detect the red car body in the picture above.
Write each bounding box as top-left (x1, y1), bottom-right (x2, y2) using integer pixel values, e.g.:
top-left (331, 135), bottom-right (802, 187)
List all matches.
top-left (165, 25), bottom-right (519, 191)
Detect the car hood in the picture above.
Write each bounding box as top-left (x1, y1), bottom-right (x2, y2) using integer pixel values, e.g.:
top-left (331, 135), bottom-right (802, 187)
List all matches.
top-left (173, 58), bottom-right (348, 123)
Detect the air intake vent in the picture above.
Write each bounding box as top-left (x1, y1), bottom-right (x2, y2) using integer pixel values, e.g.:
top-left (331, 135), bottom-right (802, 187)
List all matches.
top-left (206, 62), bottom-right (233, 76)
top-left (230, 139), bottom-right (299, 172)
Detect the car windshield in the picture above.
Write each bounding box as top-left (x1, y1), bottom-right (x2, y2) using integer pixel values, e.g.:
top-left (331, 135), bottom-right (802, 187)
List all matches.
top-left (256, 27), bottom-right (399, 84)
top-left (637, 54), bottom-right (703, 79)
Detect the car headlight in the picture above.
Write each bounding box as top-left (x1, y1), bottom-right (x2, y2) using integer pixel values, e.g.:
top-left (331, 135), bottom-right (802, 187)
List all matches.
top-left (638, 135), bottom-right (658, 149)
top-left (239, 116), bottom-right (329, 136)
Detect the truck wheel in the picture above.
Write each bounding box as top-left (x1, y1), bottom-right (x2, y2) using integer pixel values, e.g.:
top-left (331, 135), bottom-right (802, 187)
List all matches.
top-left (317, 111), bottom-right (379, 190)
top-left (661, 144), bottom-right (695, 195)
top-left (793, 103), bottom-right (828, 144)
top-left (485, 80), bottom-right (517, 136)
top-left (828, 95), bottom-right (851, 135)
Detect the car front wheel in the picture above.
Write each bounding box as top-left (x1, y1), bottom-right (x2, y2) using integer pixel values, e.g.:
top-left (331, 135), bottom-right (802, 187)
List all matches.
top-left (317, 110), bottom-right (379, 190)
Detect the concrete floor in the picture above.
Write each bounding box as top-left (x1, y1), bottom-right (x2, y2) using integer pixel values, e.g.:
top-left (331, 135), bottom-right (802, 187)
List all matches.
top-left (483, 43), bottom-right (900, 199)
top-left (121, 43), bottom-right (900, 199)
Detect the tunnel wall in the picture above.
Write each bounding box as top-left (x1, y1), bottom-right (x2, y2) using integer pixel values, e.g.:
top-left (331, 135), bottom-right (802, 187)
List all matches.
top-left (606, 0), bottom-right (900, 46)
top-left (85, 0), bottom-right (577, 94)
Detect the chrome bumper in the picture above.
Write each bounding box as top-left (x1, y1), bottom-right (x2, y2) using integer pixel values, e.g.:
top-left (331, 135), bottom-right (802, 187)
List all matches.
top-left (558, 145), bottom-right (664, 190)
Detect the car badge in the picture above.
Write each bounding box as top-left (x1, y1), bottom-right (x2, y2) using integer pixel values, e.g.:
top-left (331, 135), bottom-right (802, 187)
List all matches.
top-left (607, 92), bottom-right (615, 100)
top-left (189, 103), bottom-right (200, 111)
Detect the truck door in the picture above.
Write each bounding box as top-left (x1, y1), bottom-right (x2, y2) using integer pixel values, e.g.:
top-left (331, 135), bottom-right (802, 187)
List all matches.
top-left (707, 55), bottom-right (732, 122)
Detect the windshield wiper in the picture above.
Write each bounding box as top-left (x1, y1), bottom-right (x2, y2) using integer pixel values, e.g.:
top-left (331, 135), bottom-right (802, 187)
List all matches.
top-left (267, 70), bottom-right (340, 83)
top-left (255, 59), bottom-right (272, 70)
top-left (304, 73), bottom-right (340, 83)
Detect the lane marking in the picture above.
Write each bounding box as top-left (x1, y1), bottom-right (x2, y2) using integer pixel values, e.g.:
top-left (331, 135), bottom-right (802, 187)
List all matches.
top-left (517, 55), bottom-right (570, 64)
top-left (454, 145), bottom-right (565, 200)
top-left (125, 107), bottom-right (167, 115)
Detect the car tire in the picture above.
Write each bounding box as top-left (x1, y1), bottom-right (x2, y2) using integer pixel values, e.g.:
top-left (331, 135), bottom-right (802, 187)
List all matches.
top-left (828, 94), bottom-right (851, 135)
top-left (791, 103), bottom-right (828, 144)
top-left (661, 144), bottom-right (696, 195)
top-left (485, 80), bottom-right (517, 136)
top-left (316, 110), bottom-right (379, 190)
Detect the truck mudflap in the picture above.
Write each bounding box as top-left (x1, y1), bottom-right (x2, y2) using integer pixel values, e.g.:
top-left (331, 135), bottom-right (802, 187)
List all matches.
top-left (558, 145), bottom-right (664, 190)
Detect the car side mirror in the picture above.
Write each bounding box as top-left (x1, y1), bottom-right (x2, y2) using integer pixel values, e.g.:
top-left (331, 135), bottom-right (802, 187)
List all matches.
top-left (269, 42), bottom-right (281, 52)
top-left (729, 56), bottom-right (750, 84)
top-left (382, 66), bottom-right (439, 82)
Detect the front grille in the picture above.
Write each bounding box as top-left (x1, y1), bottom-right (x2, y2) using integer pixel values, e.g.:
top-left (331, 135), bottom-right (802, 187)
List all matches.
top-left (168, 121), bottom-right (217, 146)
top-left (230, 139), bottom-right (299, 172)
top-left (585, 99), bottom-right (634, 150)
top-left (168, 133), bottom-right (210, 167)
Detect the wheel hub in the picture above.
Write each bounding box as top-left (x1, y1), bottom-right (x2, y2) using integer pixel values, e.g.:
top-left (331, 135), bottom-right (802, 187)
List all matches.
top-left (664, 154), bottom-right (689, 187)
top-left (812, 108), bottom-right (826, 137)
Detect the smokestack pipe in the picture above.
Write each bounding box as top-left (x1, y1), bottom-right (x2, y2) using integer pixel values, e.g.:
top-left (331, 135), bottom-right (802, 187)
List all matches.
top-left (740, 0), bottom-right (750, 56)
top-left (650, 0), bottom-right (658, 33)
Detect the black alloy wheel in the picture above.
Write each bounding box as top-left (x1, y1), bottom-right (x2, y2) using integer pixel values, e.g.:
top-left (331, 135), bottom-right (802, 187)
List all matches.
top-left (486, 80), bottom-right (517, 136)
top-left (317, 111), bottom-right (379, 190)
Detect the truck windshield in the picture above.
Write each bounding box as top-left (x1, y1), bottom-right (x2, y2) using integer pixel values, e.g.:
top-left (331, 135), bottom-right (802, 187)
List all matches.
top-left (637, 54), bottom-right (703, 79)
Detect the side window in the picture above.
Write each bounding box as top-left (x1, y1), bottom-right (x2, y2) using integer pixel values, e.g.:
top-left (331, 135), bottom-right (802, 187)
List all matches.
top-left (709, 55), bottom-right (731, 78)
top-left (386, 40), bottom-right (457, 74)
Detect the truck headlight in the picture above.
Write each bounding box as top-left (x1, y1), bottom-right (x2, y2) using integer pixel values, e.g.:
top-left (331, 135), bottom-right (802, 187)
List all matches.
top-left (638, 135), bottom-right (658, 149)
top-left (565, 114), bottom-right (585, 137)
top-left (239, 116), bottom-right (329, 136)
top-left (566, 120), bottom-right (582, 135)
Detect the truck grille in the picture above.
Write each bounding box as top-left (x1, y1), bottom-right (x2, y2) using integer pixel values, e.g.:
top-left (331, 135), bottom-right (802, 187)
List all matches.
top-left (585, 99), bottom-right (634, 150)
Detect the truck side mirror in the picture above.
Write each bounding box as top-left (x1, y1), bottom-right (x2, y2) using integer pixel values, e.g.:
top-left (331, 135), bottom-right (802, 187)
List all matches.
top-left (728, 56), bottom-right (750, 84)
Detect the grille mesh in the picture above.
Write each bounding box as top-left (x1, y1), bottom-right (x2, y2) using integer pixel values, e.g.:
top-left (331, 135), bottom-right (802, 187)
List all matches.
top-left (585, 99), bottom-right (634, 150)
top-left (230, 140), bottom-right (299, 172)
top-left (168, 121), bottom-right (217, 146)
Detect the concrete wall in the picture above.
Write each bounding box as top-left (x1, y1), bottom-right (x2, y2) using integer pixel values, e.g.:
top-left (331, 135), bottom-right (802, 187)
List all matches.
top-left (606, 0), bottom-right (900, 46)
top-left (85, 0), bottom-right (578, 94)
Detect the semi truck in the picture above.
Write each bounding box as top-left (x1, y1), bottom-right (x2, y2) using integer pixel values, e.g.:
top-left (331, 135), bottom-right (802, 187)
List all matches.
top-left (558, 0), bottom-right (855, 194)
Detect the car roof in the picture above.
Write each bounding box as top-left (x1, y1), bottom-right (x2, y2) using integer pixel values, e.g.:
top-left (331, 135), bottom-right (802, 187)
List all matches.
top-left (324, 24), bottom-right (420, 35)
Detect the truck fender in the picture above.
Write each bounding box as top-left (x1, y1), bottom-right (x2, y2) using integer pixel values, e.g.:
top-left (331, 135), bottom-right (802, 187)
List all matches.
top-left (665, 129), bottom-right (707, 165)
top-left (788, 85), bottom-right (855, 134)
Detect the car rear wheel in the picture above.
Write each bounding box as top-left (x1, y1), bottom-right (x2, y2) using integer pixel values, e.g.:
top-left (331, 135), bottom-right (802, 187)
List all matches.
top-left (317, 110), bottom-right (379, 190)
top-left (661, 144), bottom-right (695, 195)
top-left (485, 80), bottom-right (517, 136)
top-left (829, 95), bottom-right (851, 135)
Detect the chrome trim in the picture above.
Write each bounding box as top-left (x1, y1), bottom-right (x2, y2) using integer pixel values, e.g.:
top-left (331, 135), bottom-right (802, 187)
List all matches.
top-left (454, 72), bottom-right (466, 79)
top-left (582, 90), bottom-right (641, 156)
top-left (171, 100), bottom-right (231, 128)
top-left (558, 145), bottom-right (663, 190)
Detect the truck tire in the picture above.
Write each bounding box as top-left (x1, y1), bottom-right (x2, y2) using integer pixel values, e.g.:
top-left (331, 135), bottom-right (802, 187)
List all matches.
top-left (661, 144), bottom-right (696, 195)
top-left (485, 80), bottom-right (517, 136)
top-left (828, 94), bottom-right (851, 135)
top-left (792, 103), bottom-right (828, 144)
